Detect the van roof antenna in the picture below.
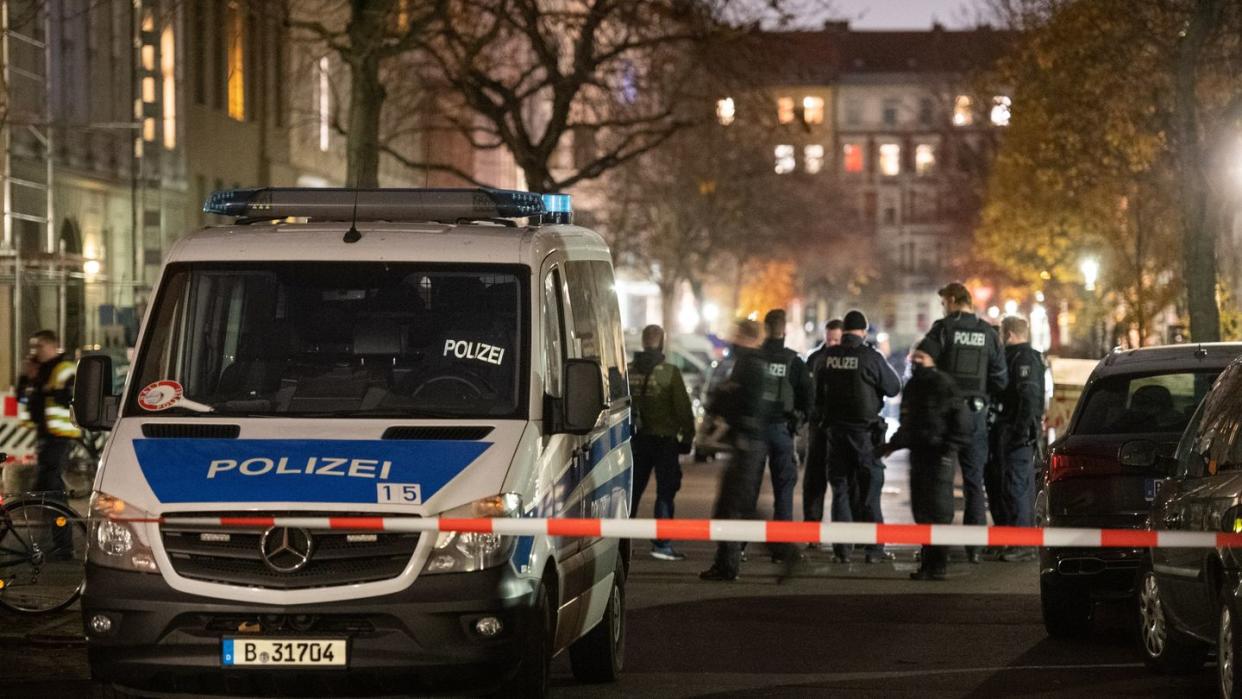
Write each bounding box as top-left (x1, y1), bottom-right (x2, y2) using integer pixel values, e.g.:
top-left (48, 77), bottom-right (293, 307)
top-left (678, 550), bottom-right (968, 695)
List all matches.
top-left (343, 187), bottom-right (362, 243)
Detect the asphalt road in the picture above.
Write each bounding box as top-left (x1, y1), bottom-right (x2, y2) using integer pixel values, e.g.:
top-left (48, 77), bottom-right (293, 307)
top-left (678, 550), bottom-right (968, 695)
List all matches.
top-left (0, 452), bottom-right (1217, 697)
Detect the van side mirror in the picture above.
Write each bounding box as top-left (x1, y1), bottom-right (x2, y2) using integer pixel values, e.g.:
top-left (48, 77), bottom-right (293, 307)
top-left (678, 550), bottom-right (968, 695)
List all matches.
top-left (561, 358), bottom-right (606, 435)
top-left (73, 355), bottom-right (118, 431)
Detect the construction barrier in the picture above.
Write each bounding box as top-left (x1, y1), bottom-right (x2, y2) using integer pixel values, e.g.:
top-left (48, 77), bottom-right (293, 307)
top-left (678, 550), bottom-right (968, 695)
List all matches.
top-left (116, 515), bottom-right (1242, 549)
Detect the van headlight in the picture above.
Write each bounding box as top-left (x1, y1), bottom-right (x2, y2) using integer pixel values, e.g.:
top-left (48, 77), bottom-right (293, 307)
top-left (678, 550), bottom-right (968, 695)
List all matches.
top-left (88, 492), bottom-right (159, 573)
top-left (423, 494), bottom-right (521, 575)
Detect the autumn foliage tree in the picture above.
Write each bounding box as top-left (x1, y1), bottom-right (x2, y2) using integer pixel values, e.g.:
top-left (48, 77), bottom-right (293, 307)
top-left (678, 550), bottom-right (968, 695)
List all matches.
top-left (980, 0), bottom-right (1242, 342)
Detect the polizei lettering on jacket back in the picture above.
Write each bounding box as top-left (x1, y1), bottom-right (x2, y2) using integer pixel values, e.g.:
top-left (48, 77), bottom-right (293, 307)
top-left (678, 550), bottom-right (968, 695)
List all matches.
top-left (823, 356), bottom-right (859, 370)
top-left (953, 331), bottom-right (987, 347)
top-left (207, 457), bottom-right (394, 480)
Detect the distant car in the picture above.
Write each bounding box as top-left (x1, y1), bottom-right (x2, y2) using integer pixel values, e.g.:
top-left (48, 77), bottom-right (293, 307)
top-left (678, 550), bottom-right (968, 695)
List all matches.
top-left (1142, 356), bottom-right (1242, 693)
top-left (1038, 343), bottom-right (1242, 639)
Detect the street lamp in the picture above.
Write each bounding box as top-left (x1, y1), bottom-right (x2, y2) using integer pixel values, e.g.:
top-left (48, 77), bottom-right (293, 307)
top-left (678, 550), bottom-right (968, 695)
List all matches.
top-left (1080, 257), bottom-right (1100, 292)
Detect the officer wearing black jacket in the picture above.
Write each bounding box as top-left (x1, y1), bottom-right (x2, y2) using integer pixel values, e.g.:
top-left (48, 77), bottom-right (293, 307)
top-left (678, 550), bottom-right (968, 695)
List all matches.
top-left (918, 282), bottom-right (1007, 563)
top-left (816, 310), bottom-right (902, 563)
top-left (883, 345), bottom-right (973, 580)
top-left (987, 317), bottom-right (1045, 560)
top-left (803, 319), bottom-right (843, 528)
top-left (701, 319), bottom-right (799, 581)
top-left (759, 309), bottom-right (813, 530)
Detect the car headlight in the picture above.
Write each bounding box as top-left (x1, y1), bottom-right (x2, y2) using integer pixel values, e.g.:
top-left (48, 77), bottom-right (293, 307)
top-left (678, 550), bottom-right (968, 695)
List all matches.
top-left (423, 494), bottom-right (521, 575)
top-left (88, 492), bottom-right (159, 573)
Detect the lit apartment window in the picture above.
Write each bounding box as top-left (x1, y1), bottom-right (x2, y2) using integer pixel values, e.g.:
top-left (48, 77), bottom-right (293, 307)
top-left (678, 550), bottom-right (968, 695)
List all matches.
top-left (802, 96), bottom-right (824, 125)
top-left (226, 1), bottom-right (246, 121)
top-left (915, 144), bottom-right (935, 175)
top-left (143, 117), bottom-right (156, 142)
top-left (161, 25), bottom-right (176, 150)
top-left (842, 143), bottom-right (864, 173)
top-left (991, 95), bottom-right (1012, 126)
top-left (774, 145), bottom-right (795, 174)
top-left (716, 97), bottom-right (735, 126)
top-left (953, 95), bottom-right (973, 126)
top-left (142, 76), bottom-right (156, 103)
top-left (879, 143), bottom-right (901, 176)
top-left (318, 56), bottom-right (331, 152)
top-left (804, 144), bottom-right (825, 173)
top-left (142, 45), bottom-right (156, 71)
top-left (777, 96), bottom-right (795, 124)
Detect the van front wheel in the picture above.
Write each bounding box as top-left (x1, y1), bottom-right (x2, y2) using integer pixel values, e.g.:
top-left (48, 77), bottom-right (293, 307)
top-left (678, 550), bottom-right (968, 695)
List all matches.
top-left (513, 583), bottom-right (552, 698)
top-left (569, 557), bottom-right (626, 683)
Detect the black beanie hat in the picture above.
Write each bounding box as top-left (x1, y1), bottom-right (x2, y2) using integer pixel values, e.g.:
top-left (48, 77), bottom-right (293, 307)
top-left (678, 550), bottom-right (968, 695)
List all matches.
top-left (843, 309), bottom-right (868, 332)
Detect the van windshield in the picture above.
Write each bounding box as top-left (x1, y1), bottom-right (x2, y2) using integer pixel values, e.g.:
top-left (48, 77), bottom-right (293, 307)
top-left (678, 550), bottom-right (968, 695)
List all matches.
top-left (1073, 370), bottom-right (1219, 436)
top-left (128, 262), bottom-right (527, 418)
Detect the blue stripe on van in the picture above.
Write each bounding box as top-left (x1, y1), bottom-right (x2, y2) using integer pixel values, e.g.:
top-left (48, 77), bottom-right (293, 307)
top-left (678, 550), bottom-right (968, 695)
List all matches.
top-left (133, 438), bottom-right (491, 504)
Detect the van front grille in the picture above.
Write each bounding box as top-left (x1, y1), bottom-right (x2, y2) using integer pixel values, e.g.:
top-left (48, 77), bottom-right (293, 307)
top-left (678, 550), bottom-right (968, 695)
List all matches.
top-left (160, 514), bottom-right (420, 589)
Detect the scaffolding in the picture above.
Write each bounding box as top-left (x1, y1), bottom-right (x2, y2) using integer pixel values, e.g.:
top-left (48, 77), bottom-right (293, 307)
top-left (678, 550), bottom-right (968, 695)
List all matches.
top-left (1, 0), bottom-right (54, 384)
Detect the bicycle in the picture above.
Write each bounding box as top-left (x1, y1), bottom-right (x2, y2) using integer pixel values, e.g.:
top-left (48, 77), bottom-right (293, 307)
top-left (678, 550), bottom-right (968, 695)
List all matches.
top-left (0, 457), bottom-right (88, 613)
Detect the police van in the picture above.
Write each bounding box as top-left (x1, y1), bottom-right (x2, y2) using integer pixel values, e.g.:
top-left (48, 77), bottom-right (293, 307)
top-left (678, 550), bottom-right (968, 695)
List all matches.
top-left (72, 188), bottom-right (632, 696)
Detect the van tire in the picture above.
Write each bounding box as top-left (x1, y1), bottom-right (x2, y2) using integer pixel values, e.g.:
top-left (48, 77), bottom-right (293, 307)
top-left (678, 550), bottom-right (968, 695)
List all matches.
top-left (513, 583), bottom-right (552, 698)
top-left (1220, 590), bottom-right (1241, 697)
top-left (568, 557), bottom-right (626, 683)
top-left (1040, 572), bottom-right (1092, 638)
top-left (1137, 569), bottom-right (1206, 674)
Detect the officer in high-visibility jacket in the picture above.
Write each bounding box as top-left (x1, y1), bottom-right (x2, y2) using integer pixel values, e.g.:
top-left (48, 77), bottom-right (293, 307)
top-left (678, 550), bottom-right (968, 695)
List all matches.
top-left (21, 330), bottom-right (81, 503)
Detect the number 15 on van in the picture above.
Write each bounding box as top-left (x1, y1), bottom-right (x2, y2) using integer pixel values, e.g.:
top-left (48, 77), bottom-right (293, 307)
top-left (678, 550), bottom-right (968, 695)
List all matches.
top-left (377, 483), bottom-right (422, 504)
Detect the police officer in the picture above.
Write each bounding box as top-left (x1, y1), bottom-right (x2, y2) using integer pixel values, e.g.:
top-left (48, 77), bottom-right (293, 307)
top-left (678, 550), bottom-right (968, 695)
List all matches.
top-left (919, 282), bottom-right (1008, 563)
top-left (882, 345), bottom-right (972, 580)
top-left (629, 324), bottom-right (696, 561)
top-left (817, 310), bottom-right (901, 563)
top-left (19, 329), bottom-right (80, 555)
top-left (988, 317), bottom-right (1045, 562)
top-left (701, 319), bottom-right (799, 581)
top-left (758, 309), bottom-right (813, 533)
top-left (803, 319), bottom-right (843, 530)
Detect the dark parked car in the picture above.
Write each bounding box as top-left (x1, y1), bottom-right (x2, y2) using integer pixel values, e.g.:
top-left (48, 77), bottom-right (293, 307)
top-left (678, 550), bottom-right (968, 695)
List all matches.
top-left (1038, 343), bottom-right (1242, 638)
top-left (1142, 356), bottom-right (1242, 695)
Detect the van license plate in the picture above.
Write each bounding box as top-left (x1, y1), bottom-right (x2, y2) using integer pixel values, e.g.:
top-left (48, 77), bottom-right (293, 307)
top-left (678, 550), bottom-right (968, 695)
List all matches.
top-left (1144, 479), bottom-right (1157, 501)
top-left (222, 638), bottom-right (347, 667)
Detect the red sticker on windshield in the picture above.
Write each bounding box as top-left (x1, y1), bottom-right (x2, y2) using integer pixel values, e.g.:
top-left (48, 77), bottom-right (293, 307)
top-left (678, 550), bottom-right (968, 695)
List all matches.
top-left (138, 380), bottom-right (183, 411)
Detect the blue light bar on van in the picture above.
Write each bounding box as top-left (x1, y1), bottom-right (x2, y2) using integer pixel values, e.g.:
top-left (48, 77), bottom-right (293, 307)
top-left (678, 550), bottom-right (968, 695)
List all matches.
top-left (540, 193), bottom-right (573, 225)
top-left (202, 188), bottom-right (547, 221)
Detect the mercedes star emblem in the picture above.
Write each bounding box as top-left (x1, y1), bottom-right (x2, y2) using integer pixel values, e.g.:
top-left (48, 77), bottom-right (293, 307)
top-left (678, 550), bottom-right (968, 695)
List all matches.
top-left (260, 526), bottom-right (314, 573)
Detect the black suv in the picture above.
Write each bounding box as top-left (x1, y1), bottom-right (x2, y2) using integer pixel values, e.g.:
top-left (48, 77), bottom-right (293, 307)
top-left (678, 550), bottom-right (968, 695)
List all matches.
top-left (1143, 356), bottom-right (1242, 696)
top-left (1039, 343), bottom-right (1242, 638)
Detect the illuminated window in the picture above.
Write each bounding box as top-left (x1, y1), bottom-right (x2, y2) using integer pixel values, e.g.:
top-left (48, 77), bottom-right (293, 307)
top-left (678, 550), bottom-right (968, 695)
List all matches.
top-left (226, 2), bottom-right (246, 121)
top-left (842, 143), bottom-right (864, 173)
top-left (777, 97), bottom-right (795, 124)
top-left (142, 45), bottom-right (155, 71)
top-left (915, 143), bottom-right (935, 175)
top-left (774, 145), bottom-right (795, 174)
top-left (804, 144), bottom-right (825, 173)
top-left (141, 10), bottom-right (155, 32)
top-left (142, 76), bottom-right (156, 103)
top-left (953, 95), bottom-right (973, 126)
top-left (879, 143), bottom-right (901, 176)
top-left (991, 95), bottom-right (1012, 126)
top-left (161, 25), bottom-right (176, 150)
top-left (318, 56), bottom-right (331, 152)
top-left (143, 117), bottom-right (156, 142)
top-left (716, 97), bottom-right (735, 126)
top-left (802, 96), bottom-right (824, 125)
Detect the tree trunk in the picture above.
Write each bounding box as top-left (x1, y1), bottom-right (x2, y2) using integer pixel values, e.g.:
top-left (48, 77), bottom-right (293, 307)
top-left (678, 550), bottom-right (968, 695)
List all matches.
top-left (346, 53), bottom-right (385, 188)
top-left (659, 279), bottom-right (677, 332)
top-left (1171, 0), bottom-right (1223, 342)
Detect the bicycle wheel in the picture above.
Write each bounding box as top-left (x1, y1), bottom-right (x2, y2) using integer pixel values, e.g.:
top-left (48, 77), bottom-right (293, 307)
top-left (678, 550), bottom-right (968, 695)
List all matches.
top-left (0, 499), bottom-right (87, 613)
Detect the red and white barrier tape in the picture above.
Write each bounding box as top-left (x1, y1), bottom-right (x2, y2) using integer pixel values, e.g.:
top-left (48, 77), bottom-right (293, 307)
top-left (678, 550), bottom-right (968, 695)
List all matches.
top-left (120, 515), bottom-right (1242, 549)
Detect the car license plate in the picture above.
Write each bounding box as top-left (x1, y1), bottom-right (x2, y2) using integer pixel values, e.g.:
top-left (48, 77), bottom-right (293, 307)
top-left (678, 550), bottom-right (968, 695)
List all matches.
top-left (1144, 478), bottom-right (1158, 502)
top-left (222, 638), bottom-right (347, 667)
